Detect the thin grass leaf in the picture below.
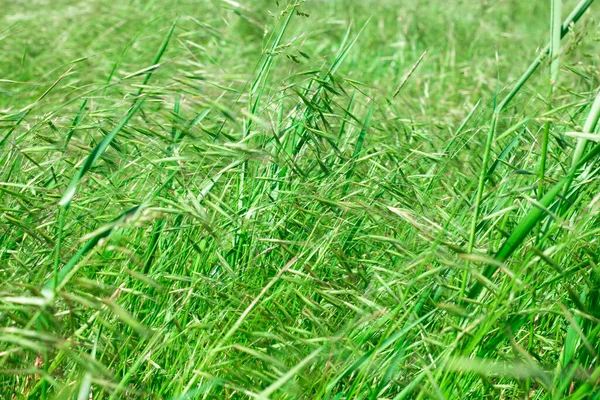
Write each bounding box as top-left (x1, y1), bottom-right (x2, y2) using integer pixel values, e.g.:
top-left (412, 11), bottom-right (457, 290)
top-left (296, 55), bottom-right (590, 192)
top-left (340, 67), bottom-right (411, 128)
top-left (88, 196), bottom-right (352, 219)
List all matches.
top-left (59, 98), bottom-right (146, 207)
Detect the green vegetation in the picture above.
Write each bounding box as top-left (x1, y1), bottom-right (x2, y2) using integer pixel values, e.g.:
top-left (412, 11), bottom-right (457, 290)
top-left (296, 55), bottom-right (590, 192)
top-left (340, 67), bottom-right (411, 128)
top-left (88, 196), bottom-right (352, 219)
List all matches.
top-left (1, 0), bottom-right (600, 398)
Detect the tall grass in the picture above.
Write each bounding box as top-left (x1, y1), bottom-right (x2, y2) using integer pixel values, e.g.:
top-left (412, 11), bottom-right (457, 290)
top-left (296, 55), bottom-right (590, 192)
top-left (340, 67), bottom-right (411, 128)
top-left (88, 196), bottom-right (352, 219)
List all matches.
top-left (0, 0), bottom-right (599, 398)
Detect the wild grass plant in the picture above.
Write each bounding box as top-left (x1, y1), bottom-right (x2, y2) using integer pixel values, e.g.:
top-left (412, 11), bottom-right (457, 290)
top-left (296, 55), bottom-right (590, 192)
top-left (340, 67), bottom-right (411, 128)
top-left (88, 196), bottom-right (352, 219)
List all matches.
top-left (1, 0), bottom-right (600, 398)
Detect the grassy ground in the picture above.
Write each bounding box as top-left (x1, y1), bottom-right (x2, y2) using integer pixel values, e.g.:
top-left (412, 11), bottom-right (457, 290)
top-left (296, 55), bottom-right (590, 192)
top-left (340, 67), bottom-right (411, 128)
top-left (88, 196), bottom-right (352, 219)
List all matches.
top-left (1, 0), bottom-right (600, 398)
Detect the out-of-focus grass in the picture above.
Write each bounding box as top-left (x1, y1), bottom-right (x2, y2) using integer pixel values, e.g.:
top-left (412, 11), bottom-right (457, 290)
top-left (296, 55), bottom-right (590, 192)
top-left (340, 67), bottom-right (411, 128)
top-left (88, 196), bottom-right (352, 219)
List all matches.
top-left (1, 0), bottom-right (599, 398)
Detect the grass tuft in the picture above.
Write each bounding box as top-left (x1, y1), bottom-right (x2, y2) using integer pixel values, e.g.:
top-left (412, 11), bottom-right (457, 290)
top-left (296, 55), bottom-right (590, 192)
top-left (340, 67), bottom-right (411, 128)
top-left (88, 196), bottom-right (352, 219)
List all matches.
top-left (1, 0), bottom-right (599, 398)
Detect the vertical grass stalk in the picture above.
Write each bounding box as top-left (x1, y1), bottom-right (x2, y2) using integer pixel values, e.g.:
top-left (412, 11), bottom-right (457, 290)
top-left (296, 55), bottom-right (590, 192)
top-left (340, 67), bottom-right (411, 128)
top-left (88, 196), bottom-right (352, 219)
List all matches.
top-left (538, 0), bottom-right (562, 199)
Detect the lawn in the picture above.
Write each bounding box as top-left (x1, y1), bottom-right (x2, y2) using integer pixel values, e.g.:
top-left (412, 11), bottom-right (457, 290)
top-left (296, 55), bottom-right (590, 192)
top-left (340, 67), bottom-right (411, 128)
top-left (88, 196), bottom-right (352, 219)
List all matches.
top-left (1, 0), bottom-right (599, 398)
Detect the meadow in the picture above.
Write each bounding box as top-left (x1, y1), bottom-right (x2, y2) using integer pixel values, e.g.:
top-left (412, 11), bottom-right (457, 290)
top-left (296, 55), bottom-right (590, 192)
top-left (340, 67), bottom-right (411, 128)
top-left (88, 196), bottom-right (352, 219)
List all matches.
top-left (1, 0), bottom-right (600, 398)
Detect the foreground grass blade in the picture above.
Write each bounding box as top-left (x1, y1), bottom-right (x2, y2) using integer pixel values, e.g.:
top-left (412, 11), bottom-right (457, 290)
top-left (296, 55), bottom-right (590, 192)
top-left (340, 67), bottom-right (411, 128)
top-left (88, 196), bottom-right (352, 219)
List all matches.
top-left (136, 20), bottom-right (177, 97)
top-left (59, 98), bottom-right (146, 207)
top-left (568, 89), bottom-right (600, 177)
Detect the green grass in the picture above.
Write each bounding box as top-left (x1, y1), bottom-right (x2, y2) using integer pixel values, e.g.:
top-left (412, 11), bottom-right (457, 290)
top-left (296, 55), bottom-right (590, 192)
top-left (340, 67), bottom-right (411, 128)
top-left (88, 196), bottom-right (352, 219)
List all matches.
top-left (1, 0), bottom-right (600, 398)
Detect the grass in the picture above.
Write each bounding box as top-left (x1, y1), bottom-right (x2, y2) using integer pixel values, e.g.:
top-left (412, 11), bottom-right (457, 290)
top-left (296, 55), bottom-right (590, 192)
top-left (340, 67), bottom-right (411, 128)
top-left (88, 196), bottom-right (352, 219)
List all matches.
top-left (1, 0), bottom-right (600, 398)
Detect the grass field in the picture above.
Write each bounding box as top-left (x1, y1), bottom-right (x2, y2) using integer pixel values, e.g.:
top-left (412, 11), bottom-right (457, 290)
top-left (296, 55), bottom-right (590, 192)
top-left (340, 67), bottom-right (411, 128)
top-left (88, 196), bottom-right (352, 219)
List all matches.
top-left (1, 0), bottom-right (600, 398)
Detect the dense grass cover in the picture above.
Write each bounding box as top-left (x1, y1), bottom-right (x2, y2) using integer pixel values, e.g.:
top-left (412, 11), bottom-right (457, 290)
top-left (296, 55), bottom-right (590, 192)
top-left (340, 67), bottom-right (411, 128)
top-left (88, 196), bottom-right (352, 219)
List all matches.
top-left (1, 0), bottom-right (600, 398)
